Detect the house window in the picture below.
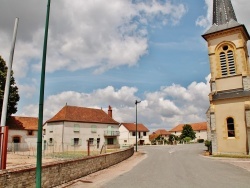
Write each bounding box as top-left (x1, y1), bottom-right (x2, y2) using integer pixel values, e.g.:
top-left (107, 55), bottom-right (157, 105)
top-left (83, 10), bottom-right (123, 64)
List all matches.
top-left (124, 140), bottom-right (127, 143)
top-left (74, 124), bottom-right (80, 132)
top-left (91, 125), bottom-right (97, 133)
top-left (27, 130), bottom-right (33, 136)
top-left (74, 138), bottom-right (79, 145)
top-left (97, 138), bottom-right (100, 148)
top-left (143, 132), bottom-right (147, 136)
top-left (49, 126), bottom-right (53, 133)
top-left (132, 132), bottom-right (136, 136)
top-left (89, 138), bottom-right (94, 145)
top-left (219, 45), bottom-right (236, 76)
top-left (49, 138), bottom-right (54, 145)
top-left (107, 138), bottom-right (114, 145)
top-left (227, 117), bottom-right (235, 137)
top-left (71, 138), bottom-right (82, 146)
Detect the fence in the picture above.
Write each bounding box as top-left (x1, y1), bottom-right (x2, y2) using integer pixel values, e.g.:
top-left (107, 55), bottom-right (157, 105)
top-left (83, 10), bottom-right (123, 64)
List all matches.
top-left (7, 142), bottom-right (130, 159)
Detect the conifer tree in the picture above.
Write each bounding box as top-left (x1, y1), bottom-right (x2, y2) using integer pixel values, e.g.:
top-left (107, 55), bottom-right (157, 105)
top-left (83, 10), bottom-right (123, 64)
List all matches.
top-left (0, 55), bottom-right (20, 120)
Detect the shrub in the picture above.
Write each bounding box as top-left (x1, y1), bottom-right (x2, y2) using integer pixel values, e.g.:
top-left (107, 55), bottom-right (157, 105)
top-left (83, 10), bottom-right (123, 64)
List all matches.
top-left (205, 140), bottom-right (211, 151)
top-left (197, 139), bottom-right (204, 143)
top-left (183, 137), bottom-right (192, 143)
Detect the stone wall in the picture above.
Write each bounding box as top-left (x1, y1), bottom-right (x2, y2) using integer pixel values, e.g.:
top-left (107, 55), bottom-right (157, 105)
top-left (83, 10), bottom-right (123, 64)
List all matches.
top-left (0, 147), bottom-right (134, 188)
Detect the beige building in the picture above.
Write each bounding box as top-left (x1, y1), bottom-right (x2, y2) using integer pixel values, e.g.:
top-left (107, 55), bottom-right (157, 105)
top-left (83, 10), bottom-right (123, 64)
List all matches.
top-left (203, 0), bottom-right (250, 154)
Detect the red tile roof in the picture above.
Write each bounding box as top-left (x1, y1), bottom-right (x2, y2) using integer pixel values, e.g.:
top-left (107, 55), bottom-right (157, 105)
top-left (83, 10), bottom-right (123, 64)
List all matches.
top-left (46, 105), bottom-right (119, 125)
top-left (169, 122), bottom-right (207, 132)
top-left (7, 116), bottom-right (38, 130)
top-left (153, 129), bottom-right (171, 135)
top-left (121, 123), bottom-right (149, 132)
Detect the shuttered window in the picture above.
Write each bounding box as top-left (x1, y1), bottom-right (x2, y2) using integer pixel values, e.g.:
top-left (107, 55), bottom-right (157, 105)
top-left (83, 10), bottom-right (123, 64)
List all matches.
top-left (219, 46), bottom-right (236, 76)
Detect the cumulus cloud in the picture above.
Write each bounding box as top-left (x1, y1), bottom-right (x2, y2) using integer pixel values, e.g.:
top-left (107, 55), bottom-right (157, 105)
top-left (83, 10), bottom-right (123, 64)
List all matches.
top-left (18, 76), bottom-right (210, 131)
top-left (0, 0), bottom-right (187, 78)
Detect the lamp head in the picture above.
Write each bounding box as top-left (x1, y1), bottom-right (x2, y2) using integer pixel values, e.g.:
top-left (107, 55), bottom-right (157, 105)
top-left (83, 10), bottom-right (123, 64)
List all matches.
top-left (135, 100), bottom-right (141, 104)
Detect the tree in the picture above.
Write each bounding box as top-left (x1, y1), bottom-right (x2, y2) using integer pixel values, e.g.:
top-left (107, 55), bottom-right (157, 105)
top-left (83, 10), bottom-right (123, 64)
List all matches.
top-left (180, 124), bottom-right (196, 140)
top-left (0, 56), bottom-right (20, 120)
top-left (168, 134), bottom-right (178, 145)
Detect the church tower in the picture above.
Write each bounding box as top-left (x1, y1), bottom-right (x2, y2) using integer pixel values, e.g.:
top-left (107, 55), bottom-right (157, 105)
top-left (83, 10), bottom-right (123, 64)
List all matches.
top-left (203, 0), bottom-right (250, 155)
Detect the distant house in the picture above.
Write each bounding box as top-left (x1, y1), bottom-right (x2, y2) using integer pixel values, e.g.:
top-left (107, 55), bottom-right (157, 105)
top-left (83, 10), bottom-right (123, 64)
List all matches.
top-left (169, 122), bottom-right (207, 141)
top-left (43, 105), bottom-right (120, 151)
top-left (6, 116), bottom-right (38, 151)
top-left (119, 123), bottom-right (150, 145)
top-left (149, 129), bottom-right (171, 144)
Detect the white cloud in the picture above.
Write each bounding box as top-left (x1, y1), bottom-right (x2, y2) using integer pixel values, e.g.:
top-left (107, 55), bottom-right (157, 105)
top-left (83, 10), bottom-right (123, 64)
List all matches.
top-left (17, 76), bottom-right (210, 131)
top-left (0, 0), bottom-right (187, 78)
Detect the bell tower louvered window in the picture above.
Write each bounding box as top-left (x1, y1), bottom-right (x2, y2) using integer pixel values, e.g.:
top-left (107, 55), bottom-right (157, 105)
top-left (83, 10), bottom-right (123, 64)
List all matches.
top-left (219, 45), bottom-right (236, 76)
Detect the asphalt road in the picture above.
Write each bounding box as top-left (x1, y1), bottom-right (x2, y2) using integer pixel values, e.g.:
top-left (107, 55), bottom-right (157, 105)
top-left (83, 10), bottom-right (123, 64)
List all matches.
top-left (101, 144), bottom-right (250, 188)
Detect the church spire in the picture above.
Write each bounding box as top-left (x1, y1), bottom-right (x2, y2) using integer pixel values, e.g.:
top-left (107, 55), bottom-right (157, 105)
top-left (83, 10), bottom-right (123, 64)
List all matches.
top-left (213, 0), bottom-right (237, 25)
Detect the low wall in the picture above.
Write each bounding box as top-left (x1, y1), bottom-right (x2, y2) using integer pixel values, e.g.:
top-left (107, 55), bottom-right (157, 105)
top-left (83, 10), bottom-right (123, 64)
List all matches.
top-left (0, 147), bottom-right (134, 188)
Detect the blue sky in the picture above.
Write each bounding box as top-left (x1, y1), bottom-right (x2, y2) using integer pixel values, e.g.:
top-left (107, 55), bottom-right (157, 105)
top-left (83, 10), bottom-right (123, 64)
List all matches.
top-left (0, 0), bottom-right (249, 131)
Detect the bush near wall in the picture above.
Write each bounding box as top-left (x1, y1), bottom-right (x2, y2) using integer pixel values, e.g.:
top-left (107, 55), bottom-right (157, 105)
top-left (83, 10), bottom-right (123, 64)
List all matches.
top-left (0, 147), bottom-right (134, 188)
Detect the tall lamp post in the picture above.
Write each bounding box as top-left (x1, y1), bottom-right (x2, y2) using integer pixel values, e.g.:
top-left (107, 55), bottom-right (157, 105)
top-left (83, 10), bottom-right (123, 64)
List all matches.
top-left (135, 100), bottom-right (141, 152)
top-left (36, 0), bottom-right (51, 187)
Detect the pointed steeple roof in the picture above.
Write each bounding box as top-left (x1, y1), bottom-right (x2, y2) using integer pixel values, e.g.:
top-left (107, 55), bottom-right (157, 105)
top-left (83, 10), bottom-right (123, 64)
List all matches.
top-left (203, 0), bottom-right (249, 40)
top-left (212, 0), bottom-right (237, 25)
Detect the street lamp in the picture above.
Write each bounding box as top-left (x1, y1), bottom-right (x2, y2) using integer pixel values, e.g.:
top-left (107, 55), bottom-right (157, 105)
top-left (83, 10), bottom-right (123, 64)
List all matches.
top-left (135, 100), bottom-right (141, 152)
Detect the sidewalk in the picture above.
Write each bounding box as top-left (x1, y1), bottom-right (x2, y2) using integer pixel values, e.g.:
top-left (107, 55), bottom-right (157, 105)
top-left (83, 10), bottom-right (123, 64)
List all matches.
top-left (55, 151), bottom-right (147, 188)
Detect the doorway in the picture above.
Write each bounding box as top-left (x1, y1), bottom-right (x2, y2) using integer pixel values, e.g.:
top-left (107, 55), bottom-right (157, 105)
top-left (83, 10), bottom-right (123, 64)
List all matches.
top-left (13, 136), bottom-right (20, 152)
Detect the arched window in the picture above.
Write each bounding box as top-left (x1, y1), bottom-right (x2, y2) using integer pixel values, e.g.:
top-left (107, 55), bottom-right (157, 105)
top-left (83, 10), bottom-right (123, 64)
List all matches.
top-left (227, 117), bottom-right (235, 137)
top-left (219, 45), bottom-right (236, 76)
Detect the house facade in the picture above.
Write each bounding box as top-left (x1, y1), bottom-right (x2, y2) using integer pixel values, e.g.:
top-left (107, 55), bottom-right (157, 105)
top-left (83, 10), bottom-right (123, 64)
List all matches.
top-left (169, 122), bottom-right (207, 141)
top-left (119, 123), bottom-right (150, 146)
top-left (149, 129), bottom-right (171, 145)
top-left (203, 0), bottom-right (250, 154)
top-left (7, 116), bottom-right (38, 151)
top-left (43, 105), bottom-right (120, 151)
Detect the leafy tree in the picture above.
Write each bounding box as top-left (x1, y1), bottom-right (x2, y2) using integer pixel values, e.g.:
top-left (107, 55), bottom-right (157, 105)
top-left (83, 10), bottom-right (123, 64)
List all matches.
top-left (0, 56), bottom-right (20, 120)
top-left (168, 134), bottom-right (178, 145)
top-left (180, 124), bottom-right (196, 140)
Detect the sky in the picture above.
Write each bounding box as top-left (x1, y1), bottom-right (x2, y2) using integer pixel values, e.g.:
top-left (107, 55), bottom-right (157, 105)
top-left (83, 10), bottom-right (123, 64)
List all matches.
top-left (0, 0), bottom-right (249, 132)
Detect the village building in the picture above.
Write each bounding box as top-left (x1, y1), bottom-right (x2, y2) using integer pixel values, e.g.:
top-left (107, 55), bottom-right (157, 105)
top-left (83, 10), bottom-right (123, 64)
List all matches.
top-left (43, 105), bottom-right (120, 151)
top-left (203, 0), bottom-right (250, 154)
top-left (169, 122), bottom-right (207, 141)
top-left (6, 116), bottom-right (38, 151)
top-left (149, 129), bottom-right (171, 145)
top-left (119, 123), bottom-right (150, 146)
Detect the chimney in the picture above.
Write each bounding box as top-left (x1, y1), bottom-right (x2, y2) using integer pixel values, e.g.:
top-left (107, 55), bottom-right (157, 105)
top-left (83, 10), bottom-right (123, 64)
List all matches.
top-left (108, 105), bottom-right (112, 118)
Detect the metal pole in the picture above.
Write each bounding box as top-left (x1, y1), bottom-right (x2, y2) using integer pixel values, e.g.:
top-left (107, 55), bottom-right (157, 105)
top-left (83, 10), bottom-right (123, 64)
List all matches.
top-left (0, 17), bottom-right (19, 170)
top-left (1, 18), bottom-right (19, 127)
top-left (135, 100), bottom-right (141, 152)
top-left (36, 0), bottom-right (51, 187)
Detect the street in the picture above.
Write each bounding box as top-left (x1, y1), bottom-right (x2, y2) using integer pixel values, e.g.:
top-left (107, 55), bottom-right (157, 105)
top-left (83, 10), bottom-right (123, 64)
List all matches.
top-left (101, 144), bottom-right (250, 188)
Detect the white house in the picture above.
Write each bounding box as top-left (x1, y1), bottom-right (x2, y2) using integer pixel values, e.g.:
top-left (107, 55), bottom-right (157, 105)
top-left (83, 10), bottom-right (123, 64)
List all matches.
top-left (169, 122), bottom-right (207, 141)
top-left (43, 105), bottom-right (120, 151)
top-left (119, 123), bottom-right (150, 146)
top-left (7, 116), bottom-right (38, 151)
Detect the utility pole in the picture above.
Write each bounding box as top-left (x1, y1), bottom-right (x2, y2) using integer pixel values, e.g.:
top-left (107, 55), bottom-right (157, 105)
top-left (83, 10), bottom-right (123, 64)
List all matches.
top-left (135, 100), bottom-right (141, 152)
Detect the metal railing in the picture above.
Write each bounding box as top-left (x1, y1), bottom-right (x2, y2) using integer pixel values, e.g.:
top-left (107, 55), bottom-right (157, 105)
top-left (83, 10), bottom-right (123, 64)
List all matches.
top-left (104, 131), bottom-right (120, 136)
